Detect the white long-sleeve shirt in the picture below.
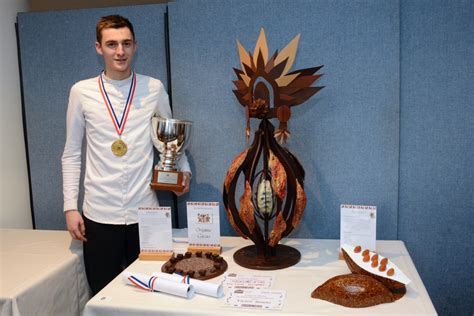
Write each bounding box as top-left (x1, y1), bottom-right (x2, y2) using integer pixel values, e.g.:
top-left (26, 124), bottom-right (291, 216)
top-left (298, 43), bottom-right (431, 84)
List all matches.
top-left (62, 72), bottom-right (190, 225)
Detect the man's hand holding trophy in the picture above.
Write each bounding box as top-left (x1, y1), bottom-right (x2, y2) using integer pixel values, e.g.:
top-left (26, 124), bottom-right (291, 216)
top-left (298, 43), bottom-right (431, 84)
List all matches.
top-left (150, 117), bottom-right (192, 195)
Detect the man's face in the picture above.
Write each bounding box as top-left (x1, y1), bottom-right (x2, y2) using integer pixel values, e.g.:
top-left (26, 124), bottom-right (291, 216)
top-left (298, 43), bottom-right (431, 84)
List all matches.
top-left (96, 27), bottom-right (136, 79)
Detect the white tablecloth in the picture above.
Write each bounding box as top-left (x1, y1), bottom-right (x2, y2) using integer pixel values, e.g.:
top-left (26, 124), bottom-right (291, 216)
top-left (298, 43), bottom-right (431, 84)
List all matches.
top-left (0, 229), bottom-right (90, 316)
top-left (84, 237), bottom-right (437, 316)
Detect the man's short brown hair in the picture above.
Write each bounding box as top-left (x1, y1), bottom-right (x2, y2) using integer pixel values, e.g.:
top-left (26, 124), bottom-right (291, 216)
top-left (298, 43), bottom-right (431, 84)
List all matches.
top-left (96, 15), bottom-right (135, 44)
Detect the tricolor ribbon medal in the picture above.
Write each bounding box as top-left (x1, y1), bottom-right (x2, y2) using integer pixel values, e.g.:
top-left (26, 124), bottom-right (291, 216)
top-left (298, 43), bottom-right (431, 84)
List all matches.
top-left (98, 71), bottom-right (137, 157)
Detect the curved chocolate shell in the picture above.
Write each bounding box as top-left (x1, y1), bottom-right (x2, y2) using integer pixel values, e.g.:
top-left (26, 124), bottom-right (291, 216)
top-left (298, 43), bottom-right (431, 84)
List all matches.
top-left (291, 180), bottom-right (306, 227)
top-left (342, 249), bottom-right (406, 299)
top-left (268, 211), bottom-right (287, 247)
top-left (224, 148), bottom-right (249, 191)
top-left (225, 207), bottom-right (246, 239)
top-left (311, 273), bottom-right (395, 308)
top-left (239, 181), bottom-right (256, 232)
top-left (268, 150), bottom-right (287, 200)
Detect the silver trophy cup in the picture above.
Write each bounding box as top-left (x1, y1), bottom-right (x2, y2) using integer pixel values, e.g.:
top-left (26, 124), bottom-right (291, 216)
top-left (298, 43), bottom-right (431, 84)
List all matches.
top-left (151, 117), bottom-right (192, 192)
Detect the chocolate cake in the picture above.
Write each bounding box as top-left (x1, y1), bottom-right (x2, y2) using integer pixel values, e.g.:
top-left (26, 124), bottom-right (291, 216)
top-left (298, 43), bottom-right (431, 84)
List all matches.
top-left (161, 251), bottom-right (228, 280)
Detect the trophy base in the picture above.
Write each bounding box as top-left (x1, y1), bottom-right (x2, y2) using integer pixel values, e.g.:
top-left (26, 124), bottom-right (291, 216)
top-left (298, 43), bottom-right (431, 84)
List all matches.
top-left (151, 170), bottom-right (185, 192)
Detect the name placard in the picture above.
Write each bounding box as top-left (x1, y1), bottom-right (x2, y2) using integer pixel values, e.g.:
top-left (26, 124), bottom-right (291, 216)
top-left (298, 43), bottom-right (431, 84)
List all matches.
top-left (340, 204), bottom-right (377, 252)
top-left (187, 202), bottom-right (221, 249)
top-left (137, 207), bottom-right (173, 260)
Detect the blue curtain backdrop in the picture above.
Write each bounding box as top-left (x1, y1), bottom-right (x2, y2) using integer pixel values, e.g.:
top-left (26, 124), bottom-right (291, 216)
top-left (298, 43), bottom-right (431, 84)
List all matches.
top-left (168, 0), bottom-right (401, 240)
top-left (398, 1), bottom-right (474, 315)
top-left (17, 1), bottom-right (473, 314)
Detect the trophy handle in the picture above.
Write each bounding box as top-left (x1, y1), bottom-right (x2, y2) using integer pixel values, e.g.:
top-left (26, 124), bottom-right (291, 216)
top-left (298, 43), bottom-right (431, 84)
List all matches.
top-left (151, 116), bottom-right (160, 150)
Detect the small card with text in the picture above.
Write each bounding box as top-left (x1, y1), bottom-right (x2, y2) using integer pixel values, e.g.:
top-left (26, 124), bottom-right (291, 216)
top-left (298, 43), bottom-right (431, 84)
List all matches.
top-left (340, 204), bottom-right (377, 252)
top-left (137, 207), bottom-right (173, 253)
top-left (187, 202), bottom-right (220, 248)
top-left (223, 288), bottom-right (286, 310)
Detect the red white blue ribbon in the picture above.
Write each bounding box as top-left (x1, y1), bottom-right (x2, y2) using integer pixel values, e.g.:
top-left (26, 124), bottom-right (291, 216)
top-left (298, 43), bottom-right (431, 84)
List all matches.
top-left (127, 275), bottom-right (152, 291)
top-left (181, 275), bottom-right (191, 284)
top-left (123, 272), bottom-right (195, 298)
top-left (98, 71), bottom-right (137, 136)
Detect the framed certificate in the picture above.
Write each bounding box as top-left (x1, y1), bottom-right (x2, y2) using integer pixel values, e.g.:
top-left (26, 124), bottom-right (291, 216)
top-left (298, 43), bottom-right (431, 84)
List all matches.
top-left (340, 204), bottom-right (377, 252)
top-left (137, 207), bottom-right (173, 260)
top-left (186, 202), bottom-right (221, 254)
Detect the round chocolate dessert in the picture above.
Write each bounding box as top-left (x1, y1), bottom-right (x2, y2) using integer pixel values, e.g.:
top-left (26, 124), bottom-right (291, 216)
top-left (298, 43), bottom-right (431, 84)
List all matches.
top-left (161, 251), bottom-right (227, 280)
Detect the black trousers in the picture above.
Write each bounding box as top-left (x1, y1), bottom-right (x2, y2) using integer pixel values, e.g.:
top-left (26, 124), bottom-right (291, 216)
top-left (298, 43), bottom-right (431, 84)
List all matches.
top-left (83, 216), bottom-right (140, 295)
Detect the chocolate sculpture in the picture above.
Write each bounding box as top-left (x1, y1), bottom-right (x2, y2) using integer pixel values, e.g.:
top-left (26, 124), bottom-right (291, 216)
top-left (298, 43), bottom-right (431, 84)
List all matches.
top-left (312, 245), bottom-right (411, 308)
top-left (223, 29), bottom-right (324, 269)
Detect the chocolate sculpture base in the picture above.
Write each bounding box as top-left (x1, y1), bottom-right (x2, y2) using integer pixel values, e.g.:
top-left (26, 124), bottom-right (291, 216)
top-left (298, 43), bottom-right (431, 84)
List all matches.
top-left (233, 244), bottom-right (301, 270)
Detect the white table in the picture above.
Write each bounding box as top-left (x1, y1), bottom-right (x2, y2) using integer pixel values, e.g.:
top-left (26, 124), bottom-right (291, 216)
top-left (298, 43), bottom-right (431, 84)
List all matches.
top-left (84, 237), bottom-right (437, 315)
top-left (0, 229), bottom-right (90, 316)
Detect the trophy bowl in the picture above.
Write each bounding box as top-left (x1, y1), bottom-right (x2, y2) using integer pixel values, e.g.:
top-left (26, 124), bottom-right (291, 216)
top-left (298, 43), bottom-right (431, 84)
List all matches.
top-left (151, 117), bottom-right (192, 192)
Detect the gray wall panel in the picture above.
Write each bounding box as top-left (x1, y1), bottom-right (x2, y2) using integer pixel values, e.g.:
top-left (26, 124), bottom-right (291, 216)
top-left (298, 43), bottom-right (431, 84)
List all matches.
top-left (169, 0), bottom-right (400, 240)
top-left (399, 0), bottom-right (474, 314)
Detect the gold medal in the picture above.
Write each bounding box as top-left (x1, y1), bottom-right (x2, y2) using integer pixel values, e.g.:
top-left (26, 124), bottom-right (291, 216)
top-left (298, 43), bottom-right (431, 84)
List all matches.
top-left (111, 139), bottom-right (128, 157)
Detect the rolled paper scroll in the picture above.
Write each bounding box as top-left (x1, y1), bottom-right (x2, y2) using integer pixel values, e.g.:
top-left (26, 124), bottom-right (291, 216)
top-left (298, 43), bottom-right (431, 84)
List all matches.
top-left (152, 272), bottom-right (224, 298)
top-left (122, 272), bottom-right (195, 299)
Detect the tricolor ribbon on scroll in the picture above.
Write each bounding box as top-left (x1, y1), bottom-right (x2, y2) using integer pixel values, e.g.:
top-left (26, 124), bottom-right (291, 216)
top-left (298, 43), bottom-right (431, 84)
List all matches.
top-left (122, 272), bottom-right (195, 299)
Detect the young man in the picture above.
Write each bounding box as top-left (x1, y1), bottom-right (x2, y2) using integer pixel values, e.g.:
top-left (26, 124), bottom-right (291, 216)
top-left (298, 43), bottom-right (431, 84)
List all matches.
top-left (62, 15), bottom-right (191, 295)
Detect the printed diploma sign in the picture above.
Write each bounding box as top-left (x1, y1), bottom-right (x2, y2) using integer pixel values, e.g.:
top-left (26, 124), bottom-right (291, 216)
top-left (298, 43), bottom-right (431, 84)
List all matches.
top-left (150, 117), bottom-right (192, 192)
